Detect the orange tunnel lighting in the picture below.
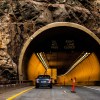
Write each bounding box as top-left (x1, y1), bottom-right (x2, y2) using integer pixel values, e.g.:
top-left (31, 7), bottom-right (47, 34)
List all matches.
top-left (57, 53), bottom-right (100, 85)
top-left (27, 53), bottom-right (100, 85)
top-left (27, 53), bottom-right (46, 84)
top-left (27, 54), bottom-right (57, 84)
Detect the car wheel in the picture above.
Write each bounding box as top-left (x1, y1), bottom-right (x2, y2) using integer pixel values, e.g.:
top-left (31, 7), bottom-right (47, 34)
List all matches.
top-left (50, 85), bottom-right (52, 88)
top-left (35, 85), bottom-right (39, 88)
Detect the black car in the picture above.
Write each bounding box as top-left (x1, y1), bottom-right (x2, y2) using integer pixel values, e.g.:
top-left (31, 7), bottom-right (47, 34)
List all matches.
top-left (35, 75), bottom-right (52, 88)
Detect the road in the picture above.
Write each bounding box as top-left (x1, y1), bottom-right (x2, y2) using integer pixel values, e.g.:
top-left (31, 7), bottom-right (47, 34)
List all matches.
top-left (13, 86), bottom-right (100, 100)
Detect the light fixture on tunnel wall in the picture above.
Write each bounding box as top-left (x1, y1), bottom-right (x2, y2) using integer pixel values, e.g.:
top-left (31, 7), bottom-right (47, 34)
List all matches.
top-left (62, 52), bottom-right (91, 76)
top-left (36, 52), bottom-right (48, 69)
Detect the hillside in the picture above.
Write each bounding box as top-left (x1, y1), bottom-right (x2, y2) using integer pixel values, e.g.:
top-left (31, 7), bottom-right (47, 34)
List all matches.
top-left (0, 0), bottom-right (100, 81)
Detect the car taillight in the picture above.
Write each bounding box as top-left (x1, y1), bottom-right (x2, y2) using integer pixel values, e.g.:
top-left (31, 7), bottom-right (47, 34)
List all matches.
top-left (36, 79), bottom-right (39, 83)
top-left (48, 79), bottom-right (52, 83)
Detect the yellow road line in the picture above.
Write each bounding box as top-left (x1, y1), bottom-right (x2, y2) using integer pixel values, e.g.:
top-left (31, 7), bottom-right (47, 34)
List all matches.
top-left (6, 87), bottom-right (33, 100)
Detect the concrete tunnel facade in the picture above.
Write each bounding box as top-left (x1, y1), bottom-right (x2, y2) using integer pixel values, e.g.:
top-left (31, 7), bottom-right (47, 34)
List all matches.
top-left (18, 22), bottom-right (100, 85)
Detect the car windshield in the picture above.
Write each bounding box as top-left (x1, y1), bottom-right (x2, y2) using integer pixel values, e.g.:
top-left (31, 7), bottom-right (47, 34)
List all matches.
top-left (38, 75), bottom-right (50, 79)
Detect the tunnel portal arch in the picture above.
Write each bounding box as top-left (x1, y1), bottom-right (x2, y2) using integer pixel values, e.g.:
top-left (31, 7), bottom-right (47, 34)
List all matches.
top-left (18, 22), bottom-right (100, 80)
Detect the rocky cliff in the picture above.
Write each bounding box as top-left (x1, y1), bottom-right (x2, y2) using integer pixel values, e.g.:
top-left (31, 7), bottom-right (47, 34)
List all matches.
top-left (0, 0), bottom-right (100, 81)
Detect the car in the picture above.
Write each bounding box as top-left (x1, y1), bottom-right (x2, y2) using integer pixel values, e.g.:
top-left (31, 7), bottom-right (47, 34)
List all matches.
top-left (35, 75), bottom-right (52, 88)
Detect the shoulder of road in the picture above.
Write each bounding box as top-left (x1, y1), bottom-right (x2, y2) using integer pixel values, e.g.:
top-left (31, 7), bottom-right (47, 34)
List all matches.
top-left (0, 86), bottom-right (33, 100)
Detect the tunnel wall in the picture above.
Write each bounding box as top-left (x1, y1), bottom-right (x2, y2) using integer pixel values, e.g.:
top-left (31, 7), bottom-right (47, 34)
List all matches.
top-left (27, 54), bottom-right (46, 84)
top-left (57, 53), bottom-right (100, 85)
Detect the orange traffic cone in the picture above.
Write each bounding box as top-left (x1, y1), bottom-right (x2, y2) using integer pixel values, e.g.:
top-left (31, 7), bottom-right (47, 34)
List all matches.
top-left (71, 78), bottom-right (76, 93)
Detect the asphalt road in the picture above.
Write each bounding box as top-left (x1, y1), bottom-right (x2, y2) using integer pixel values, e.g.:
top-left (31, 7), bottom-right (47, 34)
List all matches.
top-left (14, 86), bottom-right (100, 100)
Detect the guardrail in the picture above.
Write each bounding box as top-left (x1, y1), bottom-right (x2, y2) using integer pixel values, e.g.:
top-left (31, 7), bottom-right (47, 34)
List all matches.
top-left (77, 81), bottom-right (100, 86)
top-left (0, 80), bottom-right (33, 94)
top-left (55, 81), bottom-right (100, 86)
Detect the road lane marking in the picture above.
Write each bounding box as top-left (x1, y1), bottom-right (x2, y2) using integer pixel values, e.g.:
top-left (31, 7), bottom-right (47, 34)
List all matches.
top-left (6, 87), bottom-right (34, 100)
top-left (84, 86), bottom-right (100, 91)
top-left (63, 90), bottom-right (67, 93)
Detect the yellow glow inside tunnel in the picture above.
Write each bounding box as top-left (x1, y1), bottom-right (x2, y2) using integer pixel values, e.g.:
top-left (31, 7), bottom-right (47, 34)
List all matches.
top-left (27, 54), bottom-right (46, 83)
top-left (46, 69), bottom-right (57, 83)
top-left (27, 53), bottom-right (100, 85)
top-left (57, 53), bottom-right (100, 85)
top-left (46, 69), bottom-right (57, 79)
top-left (27, 54), bottom-right (57, 84)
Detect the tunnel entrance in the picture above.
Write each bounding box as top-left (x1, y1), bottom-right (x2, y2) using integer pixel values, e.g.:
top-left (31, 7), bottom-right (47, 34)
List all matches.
top-left (18, 22), bottom-right (100, 83)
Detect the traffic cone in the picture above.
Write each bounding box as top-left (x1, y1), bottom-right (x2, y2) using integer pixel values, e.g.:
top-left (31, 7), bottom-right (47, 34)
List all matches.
top-left (71, 83), bottom-right (76, 93)
top-left (71, 78), bottom-right (76, 93)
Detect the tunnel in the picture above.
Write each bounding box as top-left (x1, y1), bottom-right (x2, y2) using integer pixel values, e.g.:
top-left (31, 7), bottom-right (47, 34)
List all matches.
top-left (18, 22), bottom-right (100, 85)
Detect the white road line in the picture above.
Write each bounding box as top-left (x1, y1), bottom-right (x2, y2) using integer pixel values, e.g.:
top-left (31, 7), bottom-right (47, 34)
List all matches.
top-left (83, 86), bottom-right (100, 91)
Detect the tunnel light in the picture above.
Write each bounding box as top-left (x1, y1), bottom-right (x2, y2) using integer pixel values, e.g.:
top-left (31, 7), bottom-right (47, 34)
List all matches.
top-left (36, 52), bottom-right (48, 69)
top-left (30, 37), bottom-right (33, 40)
top-left (61, 52), bottom-right (91, 76)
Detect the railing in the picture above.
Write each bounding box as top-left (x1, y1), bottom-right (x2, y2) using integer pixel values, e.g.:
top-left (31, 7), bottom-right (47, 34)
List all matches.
top-left (54, 81), bottom-right (100, 86)
top-left (0, 80), bottom-right (33, 94)
top-left (77, 81), bottom-right (100, 86)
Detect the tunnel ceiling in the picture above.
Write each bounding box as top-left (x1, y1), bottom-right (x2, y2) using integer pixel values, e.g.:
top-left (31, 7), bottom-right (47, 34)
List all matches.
top-left (24, 26), bottom-right (100, 76)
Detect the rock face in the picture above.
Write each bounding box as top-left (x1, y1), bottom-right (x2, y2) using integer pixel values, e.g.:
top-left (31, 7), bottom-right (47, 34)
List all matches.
top-left (0, 0), bottom-right (100, 80)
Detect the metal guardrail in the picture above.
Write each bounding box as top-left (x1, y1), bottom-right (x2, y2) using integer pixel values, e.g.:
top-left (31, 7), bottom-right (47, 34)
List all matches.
top-left (76, 81), bottom-right (100, 86)
top-left (54, 81), bottom-right (100, 86)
